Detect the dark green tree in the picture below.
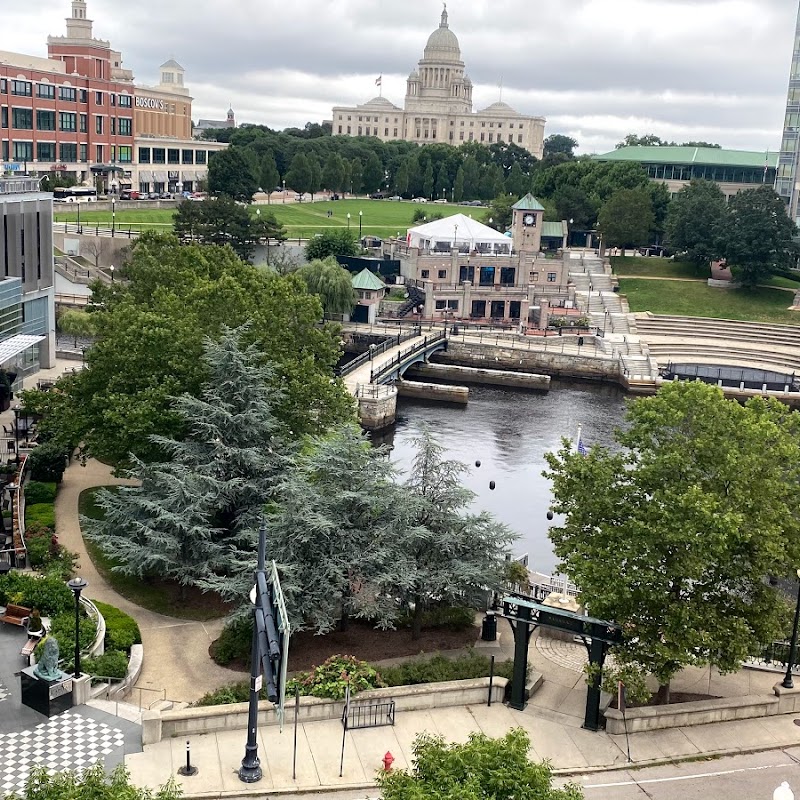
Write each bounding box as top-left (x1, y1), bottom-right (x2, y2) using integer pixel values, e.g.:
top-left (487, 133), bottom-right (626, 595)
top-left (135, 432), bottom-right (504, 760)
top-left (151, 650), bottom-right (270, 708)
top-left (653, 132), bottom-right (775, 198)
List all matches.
top-left (665, 179), bottom-right (727, 267)
top-left (349, 157), bottom-right (364, 195)
top-left (308, 153), bottom-right (322, 200)
top-left (551, 185), bottom-right (597, 229)
top-left (544, 381), bottom-right (800, 703)
top-left (543, 134), bottom-right (578, 160)
top-left (378, 729), bottom-right (583, 800)
top-left (723, 185), bottom-right (797, 286)
top-left (506, 162), bottom-right (529, 198)
top-left (259, 153), bottom-right (280, 200)
top-left (485, 194), bottom-right (515, 231)
top-left (305, 229), bottom-right (359, 261)
top-left (597, 187), bottom-right (655, 248)
top-left (322, 153), bottom-right (345, 194)
top-left (362, 151), bottom-right (384, 194)
top-left (285, 152), bottom-right (313, 196)
top-left (422, 161), bottom-right (435, 199)
top-left (393, 160), bottom-right (409, 196)
top-left (207, 147), bottom-right (258, 203)
top-left (453, 165), bottom-right (465, 203)
top-left (616, 133), bottom-right (675, 149)
top-left (648, 180), bottom-right (671, 242)
top-left (435, 163), bottom-right (450, 200)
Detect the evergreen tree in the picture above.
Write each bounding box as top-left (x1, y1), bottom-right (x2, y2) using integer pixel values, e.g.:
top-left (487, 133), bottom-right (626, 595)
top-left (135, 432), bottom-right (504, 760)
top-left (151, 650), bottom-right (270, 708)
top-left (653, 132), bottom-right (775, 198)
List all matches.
top-left (453, 166), bottom-right (465, 203)
top-left (393, 427), bottom-right (516, 639)
top-left (269, 424), bottom-right (404, 633)
top-left (423, 161), bottom-right (435, 199)
top-left (394, 161), bottom-right (409, 197)
top-left (362, 152), bottom-right (384, 194)
top-left (285, 153), bottom-right (313, 196)
top-left (83, 327), bottom-right (292, 591)
top-left (308, 154), bottom-right (322, 200)
top-left (322, 153), bottom-right (345, 194)
top-left (259, 153), bottom-right (280, 201)
top-left (461, 156), bottom-right (481, 200)
top-left (506, 162), bottom-right (528, 197)
top-left (208, 148), bottom-right (258, 204)
top-left (435, 163), bottom-right (450, 201)
top-left (406, 153), bottom-right (422, 198)
top-left (350, 158), bottom-right (364, 195)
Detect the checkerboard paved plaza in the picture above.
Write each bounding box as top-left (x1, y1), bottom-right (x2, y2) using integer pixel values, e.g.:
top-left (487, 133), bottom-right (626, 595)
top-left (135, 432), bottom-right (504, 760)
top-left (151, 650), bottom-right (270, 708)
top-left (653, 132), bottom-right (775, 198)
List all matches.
top-left (0, 711), bottom-right (125, 796)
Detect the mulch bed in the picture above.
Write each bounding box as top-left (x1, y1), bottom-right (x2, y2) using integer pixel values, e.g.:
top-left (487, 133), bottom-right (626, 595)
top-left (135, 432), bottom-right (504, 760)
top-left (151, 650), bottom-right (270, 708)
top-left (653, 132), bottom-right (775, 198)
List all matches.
top-left (214, 621), bottom-right (480, 673)
top-left (610, 692), bottom-right (721, 709)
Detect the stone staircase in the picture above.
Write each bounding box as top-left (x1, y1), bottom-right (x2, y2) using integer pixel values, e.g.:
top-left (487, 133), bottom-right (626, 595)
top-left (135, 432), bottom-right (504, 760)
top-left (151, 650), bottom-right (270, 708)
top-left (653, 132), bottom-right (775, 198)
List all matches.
top-left (635, 314), bottom-right (800, 375)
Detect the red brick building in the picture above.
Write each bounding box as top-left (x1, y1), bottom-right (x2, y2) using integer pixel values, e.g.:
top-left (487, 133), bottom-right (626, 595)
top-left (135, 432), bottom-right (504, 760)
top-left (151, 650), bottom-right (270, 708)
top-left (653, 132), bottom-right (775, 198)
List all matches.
top-left (0, 0), bottom-right (135, 189)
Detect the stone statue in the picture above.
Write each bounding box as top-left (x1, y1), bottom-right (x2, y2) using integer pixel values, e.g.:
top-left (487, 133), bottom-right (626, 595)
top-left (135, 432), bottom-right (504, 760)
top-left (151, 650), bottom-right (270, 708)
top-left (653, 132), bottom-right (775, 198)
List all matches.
top-left (34, 637), bottom-right (62, 681)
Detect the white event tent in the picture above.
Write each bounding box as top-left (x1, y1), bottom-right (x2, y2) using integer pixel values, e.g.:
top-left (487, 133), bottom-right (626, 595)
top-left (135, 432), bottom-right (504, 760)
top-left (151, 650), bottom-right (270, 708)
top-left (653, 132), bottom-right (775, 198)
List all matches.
top-left (406, 213), bottom-right (511, 255)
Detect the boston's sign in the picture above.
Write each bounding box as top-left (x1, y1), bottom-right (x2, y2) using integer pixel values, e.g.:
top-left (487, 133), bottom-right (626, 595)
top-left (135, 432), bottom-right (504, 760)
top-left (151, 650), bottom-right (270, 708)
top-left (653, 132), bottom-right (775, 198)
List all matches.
top-left (135, 96), bottom-right (166, 111)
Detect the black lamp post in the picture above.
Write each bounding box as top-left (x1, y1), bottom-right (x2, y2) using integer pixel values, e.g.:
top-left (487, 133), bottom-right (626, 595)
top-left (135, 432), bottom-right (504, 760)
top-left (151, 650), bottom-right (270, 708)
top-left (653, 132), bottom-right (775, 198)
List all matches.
top-left (782, 569), bottom-right (800, 689)
top-left (68, 577), bottom-right (88, 678)
top-left (109, 264), bottom-right (115, 283)
top-left (12, 406), bottom-right (20, 465)
top-left (111, 198), bottom-right (116, 237)
top-left (347, 213), bottom-right (351, 231)
top-left (359, 210), bottom-right (363, 240)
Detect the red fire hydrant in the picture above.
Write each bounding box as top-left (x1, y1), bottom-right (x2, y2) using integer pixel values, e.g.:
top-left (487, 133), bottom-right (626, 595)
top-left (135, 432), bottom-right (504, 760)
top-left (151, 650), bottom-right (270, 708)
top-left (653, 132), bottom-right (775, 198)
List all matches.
top-left (382, 751), bottom-right (395, 772)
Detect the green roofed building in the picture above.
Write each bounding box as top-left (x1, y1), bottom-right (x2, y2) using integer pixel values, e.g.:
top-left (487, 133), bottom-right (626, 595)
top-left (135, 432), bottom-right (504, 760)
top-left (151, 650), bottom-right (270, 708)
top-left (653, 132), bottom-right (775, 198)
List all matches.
top-left (351, 268), bottom-right (386, 324)
top-left (592, 146), bottom-right (778, 201)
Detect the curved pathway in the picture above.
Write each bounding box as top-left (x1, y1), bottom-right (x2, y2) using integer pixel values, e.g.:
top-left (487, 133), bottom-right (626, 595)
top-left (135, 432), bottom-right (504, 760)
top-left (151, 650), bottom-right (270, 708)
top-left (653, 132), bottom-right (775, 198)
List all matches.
top-left (54, 459), bottom-right (239, 704)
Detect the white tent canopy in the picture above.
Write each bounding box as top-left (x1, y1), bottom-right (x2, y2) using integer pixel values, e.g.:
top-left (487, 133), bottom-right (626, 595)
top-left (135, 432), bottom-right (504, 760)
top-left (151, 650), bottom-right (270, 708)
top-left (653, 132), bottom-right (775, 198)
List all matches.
top-left (407, 213), bottom-right (511, 255)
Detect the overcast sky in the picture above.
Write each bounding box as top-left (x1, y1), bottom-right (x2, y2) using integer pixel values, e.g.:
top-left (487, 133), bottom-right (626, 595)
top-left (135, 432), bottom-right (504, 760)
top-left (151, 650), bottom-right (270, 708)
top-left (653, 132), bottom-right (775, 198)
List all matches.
top-left (7, 0), bottom-right (799, 154)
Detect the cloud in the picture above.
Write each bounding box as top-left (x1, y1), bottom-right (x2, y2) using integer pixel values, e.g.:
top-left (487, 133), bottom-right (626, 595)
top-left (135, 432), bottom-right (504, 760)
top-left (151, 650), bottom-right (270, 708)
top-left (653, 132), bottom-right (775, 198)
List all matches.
top-left (8, 0), bottom-right (798, 153)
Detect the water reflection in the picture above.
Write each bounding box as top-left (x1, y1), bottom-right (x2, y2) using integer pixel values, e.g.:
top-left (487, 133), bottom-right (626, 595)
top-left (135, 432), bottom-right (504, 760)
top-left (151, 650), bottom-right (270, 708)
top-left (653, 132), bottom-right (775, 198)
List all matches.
top-left (380, 381), bottom-right (628, 574)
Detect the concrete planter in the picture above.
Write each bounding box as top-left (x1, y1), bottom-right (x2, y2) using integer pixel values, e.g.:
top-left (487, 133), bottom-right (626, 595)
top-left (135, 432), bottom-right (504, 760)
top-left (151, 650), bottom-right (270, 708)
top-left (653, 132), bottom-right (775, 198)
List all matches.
top-left (142, 676), bottom-right (507, 745)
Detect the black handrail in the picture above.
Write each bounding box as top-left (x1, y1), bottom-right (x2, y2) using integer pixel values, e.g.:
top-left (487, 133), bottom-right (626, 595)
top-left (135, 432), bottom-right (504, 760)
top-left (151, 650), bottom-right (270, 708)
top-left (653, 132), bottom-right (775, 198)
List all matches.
top-left (337, 328), bottom-right (420, 377)
top-left (370, 331), bottom-right (447, 384)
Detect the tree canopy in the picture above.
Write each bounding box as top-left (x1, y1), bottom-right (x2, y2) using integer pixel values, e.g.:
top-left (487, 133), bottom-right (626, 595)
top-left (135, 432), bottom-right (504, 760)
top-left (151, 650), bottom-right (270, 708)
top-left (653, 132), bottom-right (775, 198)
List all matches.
top-left (24, 233), bottom-right (353, 465)
top-left (597, 187), bottom-right (654, 248)
top-left (305, 229), bottom-right (359, 261)
top-left (207, 148), bottom-right (258, 203)
top-left (665, 179), bottom-right (726, 267)
top-left (377, 729), bottom-right (583, 800)
top-left (723, 185), bottom-right (798, 286)
top-left (297, 257), bottom-right (356, 316)
top-left (544, 381), bottom-right (800, 702)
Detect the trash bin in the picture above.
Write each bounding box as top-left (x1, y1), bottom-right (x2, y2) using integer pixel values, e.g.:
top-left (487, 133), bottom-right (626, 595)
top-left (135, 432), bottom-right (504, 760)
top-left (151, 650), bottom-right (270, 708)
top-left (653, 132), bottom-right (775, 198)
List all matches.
top-left (451, 325), bottom-right (459, 336)
top-left (578, 336), bottom-right (585, 346)
top-left (481, 613), bottom-right (497, 642)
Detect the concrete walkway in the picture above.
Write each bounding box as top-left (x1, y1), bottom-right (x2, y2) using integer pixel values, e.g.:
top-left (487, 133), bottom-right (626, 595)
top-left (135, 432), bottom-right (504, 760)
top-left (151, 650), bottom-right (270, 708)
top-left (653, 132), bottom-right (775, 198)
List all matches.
top-left (54, 458), bottom-right (238, 704)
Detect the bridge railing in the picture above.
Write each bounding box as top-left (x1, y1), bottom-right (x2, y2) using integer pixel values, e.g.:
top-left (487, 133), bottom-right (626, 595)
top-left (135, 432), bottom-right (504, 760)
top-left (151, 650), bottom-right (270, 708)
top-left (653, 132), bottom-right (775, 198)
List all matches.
top-left (338, 328), bottom-right (421, 378)
top-left (370, 331), bottom-right (447, 384)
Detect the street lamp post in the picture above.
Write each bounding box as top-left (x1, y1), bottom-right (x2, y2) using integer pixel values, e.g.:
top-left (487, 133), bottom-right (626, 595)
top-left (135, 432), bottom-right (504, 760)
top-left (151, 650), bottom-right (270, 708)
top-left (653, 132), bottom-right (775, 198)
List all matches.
top-left (347, 213), bottom-right (351, 231)
top-left (783, 569), bottom-right (800, 689)
top-left (68, 577), bottom-right (88, 678)
top-left (111, 198), bottom-right (116, 237)
top-left (282, 179), bottom-right (286, 203)
top-left (109, 264), bottom-right (115, 283)
top-left (359, 210), bottom-right (363, 240)
top-left (12, 406), bottom-right (20, 465)
top-left (77, 201), bottom-right (82, 234)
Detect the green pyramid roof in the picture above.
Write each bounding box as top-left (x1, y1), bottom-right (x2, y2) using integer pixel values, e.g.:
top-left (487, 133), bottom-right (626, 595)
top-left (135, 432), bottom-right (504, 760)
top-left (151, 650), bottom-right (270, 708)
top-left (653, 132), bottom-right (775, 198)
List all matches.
top-left (512, 193), bottom-right (545, 211)
top-left (351, 268), bottom-right (385, 291)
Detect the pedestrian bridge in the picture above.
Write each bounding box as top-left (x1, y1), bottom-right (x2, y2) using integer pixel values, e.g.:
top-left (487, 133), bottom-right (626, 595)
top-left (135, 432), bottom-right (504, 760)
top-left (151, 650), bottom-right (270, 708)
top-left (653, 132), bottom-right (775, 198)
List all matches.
top-left (339, 329), bottom-right (447, 429)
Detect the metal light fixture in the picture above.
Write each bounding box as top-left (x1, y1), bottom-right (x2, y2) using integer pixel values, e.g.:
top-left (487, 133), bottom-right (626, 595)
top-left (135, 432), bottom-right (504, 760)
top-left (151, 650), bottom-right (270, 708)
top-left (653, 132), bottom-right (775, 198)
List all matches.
top-left (782, 568), bottom-right (800, 689)
top-left (67, 577), bottom-right (88, 678)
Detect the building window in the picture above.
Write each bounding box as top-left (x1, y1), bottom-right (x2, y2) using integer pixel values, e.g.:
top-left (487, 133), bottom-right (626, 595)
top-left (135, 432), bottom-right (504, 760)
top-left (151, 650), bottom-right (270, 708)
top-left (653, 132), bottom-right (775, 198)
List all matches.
top-left (508, 134), bottom-right (513, 143)
top-left (118, 117), bottom-right (132, 135)
top-left (530, 271), bottom-right (538, 281)
top-left (118, 145), bottom-right (132, 163)
top-left (110, 94), bottom-right (116, 106)
top-left (488, 133), bottom-right (493, 142)
top-left (547, 272), bottom-right (557, 282)
top-left (153, 148), bottom-right (166, 164)
top-left (0, 79), bottom-right (5, 93)
top-left (182, 149), bottom-right (194, 164)
top-left (498, 123), bottom-right (503, 129)
top-left (1, 142), bottom-right (6, 161)
top-left (509, 123), bottom-right (514, 129)
top-left (384, 128), bottom-right (388, 135)
top-left (138, 147), bottom-right (151, 163)
top-left (500, 267), bottom-right (516, 285)
top-left (358, 126), bottom-right (362, 135)
top-left (518, 134), bottom-right (523, 143)
top-left (36, 110), bottom-right (55, 131)
top-left (37, 84), bottom-right (55, 99)
top-left (338, 125), bottom-right (342, 133)
top-left (435, 300), bottom-right (446, 310)
top-left (79, 144), bottom-right (87, 161)
top-left (12, 109), bottom-right (32, 129)
top-left (196, 150), bottom-right (207, 165)
top-left (59, 112), bottom-right (77, 132)
top-left (95, 91), bottom-right (103, 105)
top-left (459, 132), bottom-right (464, 140)
top-left (393, 128), bottom-right (398, 136)
top-left (110, 117), bottom-right (116, 135)
top-left (481, 122), bottom-right (486, 128)
top-left (79, 89), bottom-right (87, 103)
top-left (168, 149), bottom-right (180, 164)
top-left (59, 86), bottom-right (76, 102)
top-left (79, 113), bottom-right (87, 133)
top-left (489, 122), bottom-right (494, 128)
top-left (468, 132), bottom-right (473, 141)
top-left (95, 116), bottom-right (103, 134)
top-left (347, 126), bottom-right (351, 134)
top-left (59, 142), bottom-right (77, 162)
top-left (0, 107), bottom-right (6, 128)
top-left (421, 270), bottom-right (430, 278)
top-left (37, 142), bottom-right (56, 161)
top-left (12, 141), bottom-right (33, 162)
top-left (110, 145), bottom-right (116, 162)
top-left (96, 145), bottom-right (103, 162)
top-left (118, 94), bottom-right (132, 107)
top-left (480, 133), bottom-right (485, 142)
top-left (438, 270), bottom-right (447, 279)
top-left (11, 81), bottom-right (31, 97)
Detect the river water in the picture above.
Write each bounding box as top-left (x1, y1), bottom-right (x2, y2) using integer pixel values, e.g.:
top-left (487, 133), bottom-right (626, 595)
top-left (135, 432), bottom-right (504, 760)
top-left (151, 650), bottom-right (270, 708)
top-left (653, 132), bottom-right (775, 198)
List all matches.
top-left (379, 381), bottom-right (628, 575)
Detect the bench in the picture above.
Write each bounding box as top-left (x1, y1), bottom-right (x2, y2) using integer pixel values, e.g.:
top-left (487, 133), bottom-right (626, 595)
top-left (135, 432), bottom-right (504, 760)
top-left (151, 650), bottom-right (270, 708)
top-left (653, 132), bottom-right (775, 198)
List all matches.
top-left (0, 603), bottom-right (31, 626)
top-left (20, 638), bottom-right (37, 660)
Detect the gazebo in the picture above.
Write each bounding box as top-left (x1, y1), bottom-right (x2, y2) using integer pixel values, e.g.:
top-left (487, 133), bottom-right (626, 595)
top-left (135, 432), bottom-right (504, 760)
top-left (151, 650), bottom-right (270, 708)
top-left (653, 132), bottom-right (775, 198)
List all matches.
top-left (406, 213), bottom-right (511, 255)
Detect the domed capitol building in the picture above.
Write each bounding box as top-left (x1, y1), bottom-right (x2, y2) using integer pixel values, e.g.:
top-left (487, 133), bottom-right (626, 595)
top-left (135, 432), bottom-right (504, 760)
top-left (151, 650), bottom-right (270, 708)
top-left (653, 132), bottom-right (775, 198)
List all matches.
top-left (331, 7), bottom-right (546, 157)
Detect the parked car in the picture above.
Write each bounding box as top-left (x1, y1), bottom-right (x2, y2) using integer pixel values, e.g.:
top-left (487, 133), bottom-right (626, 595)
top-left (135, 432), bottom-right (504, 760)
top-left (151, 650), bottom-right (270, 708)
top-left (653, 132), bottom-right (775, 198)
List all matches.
top-left (412, 197), bottom-right (428, 203)
top-left (389, 195), bottom-right (402, 201)
top-left (433, 198), bottom-right (448, 204)
top-left (120, 190), bottom-right (140, 200)
top-left (465, 200), bottom-right (484, 206)
top-left (369, 192), bottom-right (386, 200)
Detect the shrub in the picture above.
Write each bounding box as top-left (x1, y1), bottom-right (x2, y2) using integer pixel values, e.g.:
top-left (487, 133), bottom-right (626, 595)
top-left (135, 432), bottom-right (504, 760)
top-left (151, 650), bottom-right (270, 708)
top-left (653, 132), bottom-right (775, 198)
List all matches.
top-left (84, 649), bottom-right (129, 680)
top-left (27, 441), bottom-right (69, 483)
top-left (379, 652), bottom-right (517, 688)
top-left (397, 605), bottom-right (476, 632)
top-left (24, 524), bottom-right (54, 568)
top-left (93, 600), bottom-right (142, 652)
top-left (287, 655), bottom-right (385, 700)
top-left (25, 481), bottom-right (58, 505)
top-left (212, 615), bottom-right (252, 666)
top-left (25, 502), bottom-right (56, 529)
top-left (0, 572), bottom-right (73, 615)
top-left (43, 547), bottom-right (78, 581)
top-left (28, 608), bottom-right (43, 633)
top-left (47, 609), bottom-right (96, 653)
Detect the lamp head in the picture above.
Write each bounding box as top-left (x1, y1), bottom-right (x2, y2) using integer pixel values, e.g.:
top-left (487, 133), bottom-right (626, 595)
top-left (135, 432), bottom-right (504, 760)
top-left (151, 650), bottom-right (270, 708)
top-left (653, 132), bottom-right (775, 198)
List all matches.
top-left (68, 576), bottom-right (88, 594)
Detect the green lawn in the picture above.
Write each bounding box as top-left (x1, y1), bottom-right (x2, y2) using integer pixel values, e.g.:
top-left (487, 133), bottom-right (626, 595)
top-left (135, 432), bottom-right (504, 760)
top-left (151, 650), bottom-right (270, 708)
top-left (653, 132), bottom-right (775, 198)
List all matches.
top-left (79, 487), bottom-right (230, 621)
top-left (54, 199), bottom-right (485, 239)
top-left (611, 256), bottom-right (708, 280)
top-left (619, 278), bottom-right (800, 325)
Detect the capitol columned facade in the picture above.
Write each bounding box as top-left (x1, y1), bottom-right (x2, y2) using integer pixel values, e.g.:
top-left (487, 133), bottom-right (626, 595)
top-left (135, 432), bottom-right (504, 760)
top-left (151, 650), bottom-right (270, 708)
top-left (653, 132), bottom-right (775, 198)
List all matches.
top-left (332, 8), bottom-right (545, 157)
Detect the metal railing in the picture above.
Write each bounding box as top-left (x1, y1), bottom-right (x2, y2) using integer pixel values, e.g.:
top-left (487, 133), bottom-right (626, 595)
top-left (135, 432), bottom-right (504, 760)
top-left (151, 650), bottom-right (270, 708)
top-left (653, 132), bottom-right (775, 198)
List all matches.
top-left (355, 384), bottom-right (396, 399)
top-left (98, 680), bottom-right (167, 715)
top-left (746, 640), bottom-right (798, 673)
top-left (338, 328), bottom-right (421, 377)
top-left (370, 330), bottom-right (447, 384)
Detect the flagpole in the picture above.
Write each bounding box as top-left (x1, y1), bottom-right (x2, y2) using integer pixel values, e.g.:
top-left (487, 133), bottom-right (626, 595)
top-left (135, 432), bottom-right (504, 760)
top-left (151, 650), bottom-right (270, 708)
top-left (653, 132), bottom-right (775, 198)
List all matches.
top-left (574, 425), bottom-right (582, 453)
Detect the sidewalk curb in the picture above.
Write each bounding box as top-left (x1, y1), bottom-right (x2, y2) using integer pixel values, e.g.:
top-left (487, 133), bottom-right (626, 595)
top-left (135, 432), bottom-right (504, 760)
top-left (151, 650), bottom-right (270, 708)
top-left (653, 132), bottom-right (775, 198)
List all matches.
top-left (174, 739), bottom-right (800, 799)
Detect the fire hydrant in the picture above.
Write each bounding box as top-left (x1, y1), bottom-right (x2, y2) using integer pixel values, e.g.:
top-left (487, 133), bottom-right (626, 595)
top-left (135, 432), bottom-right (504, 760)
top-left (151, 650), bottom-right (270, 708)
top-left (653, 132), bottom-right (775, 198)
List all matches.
top-left (382, 751), bottom-right (395, 772)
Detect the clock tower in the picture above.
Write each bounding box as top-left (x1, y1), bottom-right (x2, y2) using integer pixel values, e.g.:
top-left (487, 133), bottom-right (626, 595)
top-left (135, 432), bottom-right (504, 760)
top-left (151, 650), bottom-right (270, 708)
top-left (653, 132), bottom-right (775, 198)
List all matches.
top-left (511, 194), bottom-right (545, 254)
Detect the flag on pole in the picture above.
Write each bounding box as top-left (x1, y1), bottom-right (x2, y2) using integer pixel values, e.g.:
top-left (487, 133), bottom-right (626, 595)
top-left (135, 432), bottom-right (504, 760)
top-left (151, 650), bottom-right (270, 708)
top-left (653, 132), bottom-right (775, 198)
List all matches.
top-left (575, 425), bottom-right (588, 456)
top-left (764, 151), bottom-right (769, 182)
top-left (375, 75), bottom-right (382, 87)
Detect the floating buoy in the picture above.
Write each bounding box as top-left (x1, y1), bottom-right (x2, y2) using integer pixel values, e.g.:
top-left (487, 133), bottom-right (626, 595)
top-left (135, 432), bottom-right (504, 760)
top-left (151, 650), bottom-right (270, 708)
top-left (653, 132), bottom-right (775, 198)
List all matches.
top-left (475, 460), bottom-right (481, 468)
top-left (489, 480), bottom-right (496, 491)
top-left (546, 510), bottom-right (554, 521)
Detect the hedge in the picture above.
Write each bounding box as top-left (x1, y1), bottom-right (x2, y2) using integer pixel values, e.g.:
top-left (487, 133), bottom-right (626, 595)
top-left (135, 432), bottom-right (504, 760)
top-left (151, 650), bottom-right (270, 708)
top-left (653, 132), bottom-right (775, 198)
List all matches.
top-left (24, 481), bottom-right (58, 505)
top-left (24, 502), bottom-right (56, 529)
top-left (83, 649), bottom-right (129, 680)
top-left (0, 572), bottom-right (73, 616)
top-left (92, 600), bottom-right (142, 653)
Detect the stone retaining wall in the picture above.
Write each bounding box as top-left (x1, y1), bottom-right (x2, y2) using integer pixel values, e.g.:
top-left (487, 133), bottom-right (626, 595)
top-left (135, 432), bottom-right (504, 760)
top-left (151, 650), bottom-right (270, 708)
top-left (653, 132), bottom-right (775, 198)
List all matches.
top-left (397, 379), bottom-right (469, 404)
top-left (142, 677), bottom-right (507, 745)
top-left (435, 342), bottom-right (620, 382)
top-left (604, 682), bottom-right (800, 734)
top-left (406, 363), bottom-right (551, 391)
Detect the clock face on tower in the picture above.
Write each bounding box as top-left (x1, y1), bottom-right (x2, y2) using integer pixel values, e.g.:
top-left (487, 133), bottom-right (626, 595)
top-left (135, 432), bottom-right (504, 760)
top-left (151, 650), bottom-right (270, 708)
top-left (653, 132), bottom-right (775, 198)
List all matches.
top-left (523, 214), bottom-right (536, 227)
